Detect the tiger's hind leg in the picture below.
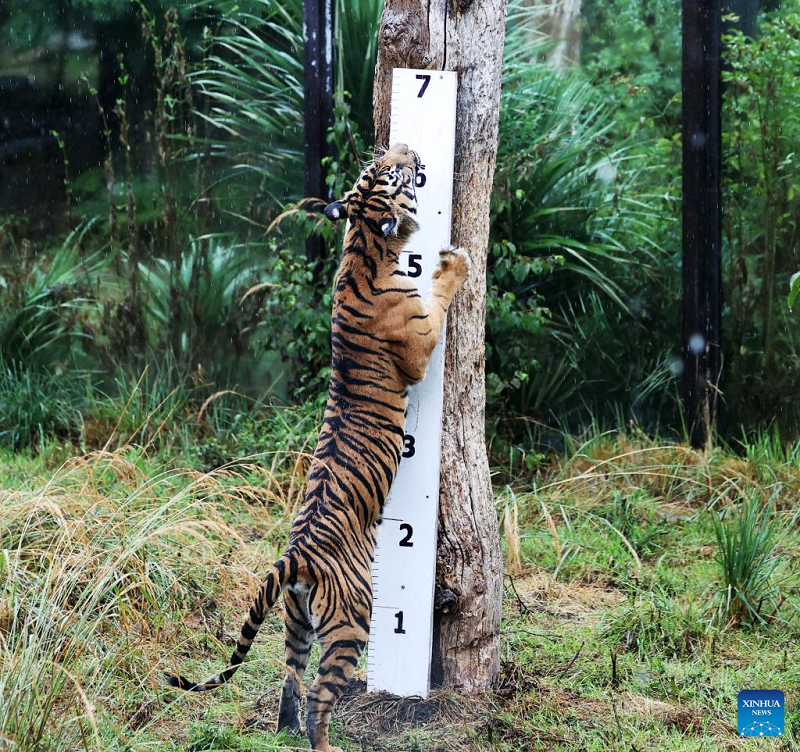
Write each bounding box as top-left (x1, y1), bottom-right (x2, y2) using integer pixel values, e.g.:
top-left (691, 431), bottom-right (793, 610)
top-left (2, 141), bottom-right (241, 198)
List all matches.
top-left (277, 584), bottom-right (314, 734)
top-left (305, 619), bottom-right (368, 752)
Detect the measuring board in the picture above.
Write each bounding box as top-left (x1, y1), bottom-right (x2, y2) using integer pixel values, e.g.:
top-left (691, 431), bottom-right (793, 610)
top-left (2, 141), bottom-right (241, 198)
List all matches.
top-left (366, 68), bottom-right (458, 698)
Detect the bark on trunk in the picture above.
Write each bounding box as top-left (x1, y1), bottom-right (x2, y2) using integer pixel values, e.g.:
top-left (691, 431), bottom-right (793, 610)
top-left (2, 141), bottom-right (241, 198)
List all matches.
top-left (373, 0), bottom-right (507, 691)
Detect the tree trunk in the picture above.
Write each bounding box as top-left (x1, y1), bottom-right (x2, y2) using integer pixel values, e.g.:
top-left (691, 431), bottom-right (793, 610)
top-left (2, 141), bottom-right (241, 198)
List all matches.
top-left (373, 0), bottom-right (507, 691)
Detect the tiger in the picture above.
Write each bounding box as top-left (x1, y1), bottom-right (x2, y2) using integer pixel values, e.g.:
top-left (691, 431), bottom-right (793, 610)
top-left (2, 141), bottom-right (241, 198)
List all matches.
top-left (165, 142), bottom-right (470, 752)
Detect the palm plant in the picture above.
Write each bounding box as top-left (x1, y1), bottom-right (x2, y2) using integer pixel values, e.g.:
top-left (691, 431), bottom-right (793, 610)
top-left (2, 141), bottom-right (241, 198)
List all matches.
top-left (334, 0), bottom-right (383, 140)
top-left (190, 0), bottom-right (305, 209)
top-left (190, 0), bottom-right (383, 216)
top-left (138, 237), bottom-right (269, 382)
top-left (0, 221), bottom-right (104, 370)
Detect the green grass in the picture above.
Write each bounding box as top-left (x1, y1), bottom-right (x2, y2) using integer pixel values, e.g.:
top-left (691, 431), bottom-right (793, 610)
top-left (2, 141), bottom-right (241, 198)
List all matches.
top-left (0, 366), bottom-right (88, 450)
top-left (1, 426), bottom-right (798, 750)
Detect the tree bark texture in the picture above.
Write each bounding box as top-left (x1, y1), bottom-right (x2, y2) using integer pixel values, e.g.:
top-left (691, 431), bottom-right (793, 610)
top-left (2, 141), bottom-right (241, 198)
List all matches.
top-left (373, 0), bottom-right (507, 691)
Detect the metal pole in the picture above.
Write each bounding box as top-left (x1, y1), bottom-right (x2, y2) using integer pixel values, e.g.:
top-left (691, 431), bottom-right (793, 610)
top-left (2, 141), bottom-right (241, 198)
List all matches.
top-left (682, 0), bottom-right (722, 449)
top-left (303, 0), bottom-right (335, 263)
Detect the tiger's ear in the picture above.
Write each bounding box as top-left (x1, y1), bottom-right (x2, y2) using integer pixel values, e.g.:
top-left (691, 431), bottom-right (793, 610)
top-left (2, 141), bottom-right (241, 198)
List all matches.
top-left (379, 216), bottom-right (398, 237)
top-left (324, 201), bottom-right (348, 222)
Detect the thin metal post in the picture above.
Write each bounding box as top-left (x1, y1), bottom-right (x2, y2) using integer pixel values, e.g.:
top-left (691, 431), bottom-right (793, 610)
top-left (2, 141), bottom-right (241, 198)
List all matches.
top-left (682, 0), bottom-right (722, 448)
top-left (303, 0), bottom-right (335, 262)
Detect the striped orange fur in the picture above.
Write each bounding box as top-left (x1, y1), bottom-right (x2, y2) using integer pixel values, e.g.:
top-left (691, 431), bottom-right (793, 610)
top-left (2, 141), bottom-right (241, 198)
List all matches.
top-left (165, 143), bottom-right (470, 752)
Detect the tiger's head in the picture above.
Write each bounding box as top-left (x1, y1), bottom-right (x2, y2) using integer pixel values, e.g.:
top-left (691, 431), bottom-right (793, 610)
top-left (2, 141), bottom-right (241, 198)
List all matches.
top-left (324, 143), bottom-right (421, 239)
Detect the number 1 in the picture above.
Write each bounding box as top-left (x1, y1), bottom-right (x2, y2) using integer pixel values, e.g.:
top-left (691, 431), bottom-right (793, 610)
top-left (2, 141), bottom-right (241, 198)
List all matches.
top-left (394, 611), bottom-right (406, 634)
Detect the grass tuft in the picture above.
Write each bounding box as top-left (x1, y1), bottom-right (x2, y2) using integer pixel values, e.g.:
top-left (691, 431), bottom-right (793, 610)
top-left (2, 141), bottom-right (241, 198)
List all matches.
top-left (708, 495), bottom-right (788, 627)
top-left (0, 450), bottom-right (296, 751)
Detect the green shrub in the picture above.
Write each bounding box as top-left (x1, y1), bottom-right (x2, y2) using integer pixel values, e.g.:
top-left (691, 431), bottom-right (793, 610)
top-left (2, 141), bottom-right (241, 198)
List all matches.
top-left (186, 398), bottom-right (322, 471)
top-left (488, 40), bottom-right (670, 431)
top-left (722, 8), bottom-right (800, 437)
top-left (582, 0), bottom-right (681, 143)
top-left (136, 237), bottom-right (270, 383)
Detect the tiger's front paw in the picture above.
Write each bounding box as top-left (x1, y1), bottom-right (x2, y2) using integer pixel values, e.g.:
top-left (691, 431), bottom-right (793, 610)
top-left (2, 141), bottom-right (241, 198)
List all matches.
top-left (433, 246), bottom-right (471, 285)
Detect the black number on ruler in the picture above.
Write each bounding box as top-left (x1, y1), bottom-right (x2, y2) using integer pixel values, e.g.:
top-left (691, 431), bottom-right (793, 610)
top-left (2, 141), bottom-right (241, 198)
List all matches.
top-left (415, 74), bottom-right (431, 98)
top-left (407, 254), bottom-right (422, 278)
top-left (402, 434), bottom-right (416, 458)
top-left (399, 523), bottom-right (414, 547)
top-left (415, 171), bottom-right (427, 188)
top-left (394, 610), bottom-right (406, 634)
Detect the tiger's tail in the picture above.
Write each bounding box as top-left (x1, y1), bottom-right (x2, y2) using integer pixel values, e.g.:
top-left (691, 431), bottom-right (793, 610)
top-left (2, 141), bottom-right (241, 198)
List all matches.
top-left (165, 554), bottom-right (294, 692)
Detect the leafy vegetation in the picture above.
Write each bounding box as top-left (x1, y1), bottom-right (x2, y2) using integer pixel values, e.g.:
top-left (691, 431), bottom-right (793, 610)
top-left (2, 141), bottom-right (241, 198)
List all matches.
top-left (722, 8), bottom-right (800, 436)
top-left (1, 431), bottom-right (798, 749)
top-left (488, 53), bottom-right (670, 426)
top-left (791, 271), bottom-right (800, 310)
top-left (0, 366), bottom-right (87, 450)
top-left (0, 222), bottom-right (103, 370)
top-left (3, 0), bottom-right (798, 444)
top-left (2, 0), bottom-right (800, 748)
top-left (709, 495), bottom-right (785, 627)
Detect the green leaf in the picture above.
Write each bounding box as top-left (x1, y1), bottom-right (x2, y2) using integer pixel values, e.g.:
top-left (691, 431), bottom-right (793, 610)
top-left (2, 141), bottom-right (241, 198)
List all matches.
top-left (789, 271), bottom-right (800, 310)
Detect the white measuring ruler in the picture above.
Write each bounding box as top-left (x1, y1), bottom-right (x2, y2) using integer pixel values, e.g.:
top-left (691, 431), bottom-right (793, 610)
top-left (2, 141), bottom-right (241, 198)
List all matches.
top-left (367, 68), bottom-right (458, 698)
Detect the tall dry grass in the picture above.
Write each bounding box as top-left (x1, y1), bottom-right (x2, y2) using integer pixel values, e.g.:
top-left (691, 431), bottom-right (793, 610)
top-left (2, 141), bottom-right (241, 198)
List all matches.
top-left (0, 449), bottom-right (305, 750)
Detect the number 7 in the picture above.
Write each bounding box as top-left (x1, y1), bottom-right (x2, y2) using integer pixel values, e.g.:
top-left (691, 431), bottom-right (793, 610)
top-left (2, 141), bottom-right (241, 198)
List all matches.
top-left (415, 74), bottom-right (431, 98)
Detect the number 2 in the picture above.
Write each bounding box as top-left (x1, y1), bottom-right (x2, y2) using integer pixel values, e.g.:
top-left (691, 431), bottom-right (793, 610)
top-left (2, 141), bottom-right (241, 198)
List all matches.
top-left (415, 74), bottom-right (431, 98)
top-left (399, 523), bottom-right (414, 547)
